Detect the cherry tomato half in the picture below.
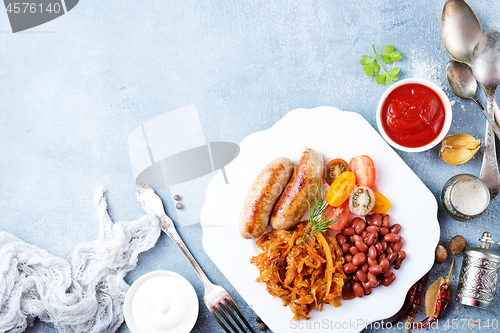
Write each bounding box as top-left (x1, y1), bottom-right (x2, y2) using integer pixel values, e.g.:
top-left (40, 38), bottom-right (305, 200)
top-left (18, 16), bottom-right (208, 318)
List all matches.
top-left (371, 192), bottom-right (391, 214)
top-left (325, 171), bottom-right (356, 207)
top-left (349, 185), bottom-right (375, 216)
top-left (325, 158), bottom-right (349, 185)
top-left (324, 200), bottom-right (350, 231)
top-left (349, 155), bottom-right (376, 189)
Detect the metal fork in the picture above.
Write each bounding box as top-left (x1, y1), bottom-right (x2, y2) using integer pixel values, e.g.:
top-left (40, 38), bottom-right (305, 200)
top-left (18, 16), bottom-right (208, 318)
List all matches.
top-left (136, 184), bottom-right (255, 333)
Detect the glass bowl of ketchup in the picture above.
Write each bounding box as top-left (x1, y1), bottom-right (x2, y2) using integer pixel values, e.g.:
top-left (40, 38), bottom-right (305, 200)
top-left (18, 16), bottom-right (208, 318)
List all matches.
top-left (376, 78), bottom-right (452, 152)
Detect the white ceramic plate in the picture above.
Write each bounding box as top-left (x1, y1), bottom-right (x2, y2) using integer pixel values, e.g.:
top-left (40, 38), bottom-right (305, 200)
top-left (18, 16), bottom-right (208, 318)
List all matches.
top-left (200, 107), bottom-right (439, 333)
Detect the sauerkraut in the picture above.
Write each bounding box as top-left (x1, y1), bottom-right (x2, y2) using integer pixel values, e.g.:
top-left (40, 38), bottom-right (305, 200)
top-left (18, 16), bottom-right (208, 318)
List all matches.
top-left (250, 223), bottom-right (346, 320)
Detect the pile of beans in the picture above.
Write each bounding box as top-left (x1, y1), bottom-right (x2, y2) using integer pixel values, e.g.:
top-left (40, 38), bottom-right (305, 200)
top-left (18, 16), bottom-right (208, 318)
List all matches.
top-left (336, 213), bottom-right (405, 298)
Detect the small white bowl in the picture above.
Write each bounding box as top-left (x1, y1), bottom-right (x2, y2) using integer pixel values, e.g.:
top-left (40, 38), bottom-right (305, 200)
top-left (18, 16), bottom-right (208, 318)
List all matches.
top-left (376, 78), bottom-right (452, 152)
top-left (124, 270), bottom-right (199, 333)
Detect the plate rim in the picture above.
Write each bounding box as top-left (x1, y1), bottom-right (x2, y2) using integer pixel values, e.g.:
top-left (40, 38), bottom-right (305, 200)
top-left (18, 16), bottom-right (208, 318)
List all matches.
top-left (200, 106), bottom-right (440, 333)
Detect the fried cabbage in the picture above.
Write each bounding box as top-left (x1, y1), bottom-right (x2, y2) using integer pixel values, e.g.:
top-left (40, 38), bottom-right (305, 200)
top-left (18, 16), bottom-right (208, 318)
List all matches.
top-left (250, 223), bottom-right (346, 320)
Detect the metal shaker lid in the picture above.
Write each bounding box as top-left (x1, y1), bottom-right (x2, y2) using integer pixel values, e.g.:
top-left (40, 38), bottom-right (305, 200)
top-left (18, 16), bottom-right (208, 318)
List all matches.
top-left (464, 232), bottom-right (500, 262)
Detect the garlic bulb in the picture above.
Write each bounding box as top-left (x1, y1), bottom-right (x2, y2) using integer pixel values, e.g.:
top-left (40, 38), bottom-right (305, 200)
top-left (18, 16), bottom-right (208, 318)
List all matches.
top-left (439, 134), bottom-right (482, 165)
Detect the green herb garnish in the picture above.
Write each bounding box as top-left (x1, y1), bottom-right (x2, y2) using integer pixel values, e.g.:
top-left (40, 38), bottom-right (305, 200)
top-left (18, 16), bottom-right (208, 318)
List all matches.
top-left (298, 181), bottom-right (337, 244)
top-left (360, 44), bottom-right (403, 85)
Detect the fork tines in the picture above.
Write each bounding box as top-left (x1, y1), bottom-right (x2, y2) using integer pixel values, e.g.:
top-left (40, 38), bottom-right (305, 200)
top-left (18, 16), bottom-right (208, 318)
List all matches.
top-left (210, 297), bottom-right (255, 333)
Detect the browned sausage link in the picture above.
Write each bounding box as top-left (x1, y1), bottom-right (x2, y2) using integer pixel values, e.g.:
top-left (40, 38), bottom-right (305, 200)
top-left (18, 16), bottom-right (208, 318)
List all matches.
top-left (239, 157), bottom-right (293, 239)
top-left (270, 148), bottom-right (324, 230)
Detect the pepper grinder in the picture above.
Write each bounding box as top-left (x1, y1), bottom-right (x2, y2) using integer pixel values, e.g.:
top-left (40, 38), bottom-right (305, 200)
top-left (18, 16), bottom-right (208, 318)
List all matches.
top-left (456, 232), bottom-right (500, 310)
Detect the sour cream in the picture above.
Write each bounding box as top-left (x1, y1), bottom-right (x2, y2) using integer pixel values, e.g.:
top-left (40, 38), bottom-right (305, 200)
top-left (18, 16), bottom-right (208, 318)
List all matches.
top-left (451, 177), bottom-right (489, 216)
top-left (124, 271), bottom-right (199, 333)
top-left (441, 174), bottom-right (490, 221)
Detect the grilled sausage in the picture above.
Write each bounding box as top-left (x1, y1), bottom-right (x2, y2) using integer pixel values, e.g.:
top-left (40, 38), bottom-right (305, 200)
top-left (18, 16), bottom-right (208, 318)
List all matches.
top-left (239, 157), bottom-right (294, 239)
top-left (270, 148), bottom-right (324, 230)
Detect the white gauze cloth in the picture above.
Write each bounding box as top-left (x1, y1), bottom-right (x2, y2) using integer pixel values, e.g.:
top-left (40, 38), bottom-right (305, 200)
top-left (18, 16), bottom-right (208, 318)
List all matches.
top-left (0, 186), bottom-right (161, 332)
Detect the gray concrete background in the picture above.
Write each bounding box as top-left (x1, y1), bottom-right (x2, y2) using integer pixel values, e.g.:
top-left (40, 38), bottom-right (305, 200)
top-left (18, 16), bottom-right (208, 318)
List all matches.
top-left (1, 1), bottom-right (499, 332)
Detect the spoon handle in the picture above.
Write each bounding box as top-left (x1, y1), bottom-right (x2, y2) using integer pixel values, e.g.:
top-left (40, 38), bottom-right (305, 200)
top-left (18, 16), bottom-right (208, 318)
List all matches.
top-left (480, 87), bottom-right (500, 200)
top-left (474, 98), bottom-right (500, 141)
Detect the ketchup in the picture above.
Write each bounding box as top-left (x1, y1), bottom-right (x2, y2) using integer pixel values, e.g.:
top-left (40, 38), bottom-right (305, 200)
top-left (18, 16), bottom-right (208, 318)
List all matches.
top-left (381, 83), bottom-right (445, 148)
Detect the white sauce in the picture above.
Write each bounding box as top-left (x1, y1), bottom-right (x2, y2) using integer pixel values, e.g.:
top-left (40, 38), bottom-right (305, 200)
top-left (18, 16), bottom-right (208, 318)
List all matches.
top-left (130, 274), bottom-right (197, 333)
top-left (451, 178), bottom-right (489, 216)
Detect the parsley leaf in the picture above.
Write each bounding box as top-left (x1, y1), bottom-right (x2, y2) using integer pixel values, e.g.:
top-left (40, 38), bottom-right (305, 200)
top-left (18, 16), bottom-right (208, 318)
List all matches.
top-left (360, 56), bottom-right (380, 77)
top-left (360, 44), bottom-right (403, 85)
top-left (380, 45), bottom-right (403, 64)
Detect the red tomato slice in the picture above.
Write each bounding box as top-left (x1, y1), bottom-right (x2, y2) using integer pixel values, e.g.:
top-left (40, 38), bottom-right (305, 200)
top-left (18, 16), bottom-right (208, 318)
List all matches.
top-left (349, 155), bottom-right (376, 188)
top-left (324, 200), bottom-right (350, 231)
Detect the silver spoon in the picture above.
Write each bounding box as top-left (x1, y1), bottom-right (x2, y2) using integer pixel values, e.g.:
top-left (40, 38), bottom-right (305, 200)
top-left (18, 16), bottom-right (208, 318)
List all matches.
top-left (471, 30), bottom-right (500, 199)
top-left (446, 60), bottom-right (500, 141)
top-left (441, 0), bottom-right (482, 64)
top-left (441, 0), bottom-right (500, 200)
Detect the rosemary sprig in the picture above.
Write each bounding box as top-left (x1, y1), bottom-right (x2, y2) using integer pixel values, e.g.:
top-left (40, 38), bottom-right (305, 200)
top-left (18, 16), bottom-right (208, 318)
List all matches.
top-left (298, 181), bottom-right (337, 244)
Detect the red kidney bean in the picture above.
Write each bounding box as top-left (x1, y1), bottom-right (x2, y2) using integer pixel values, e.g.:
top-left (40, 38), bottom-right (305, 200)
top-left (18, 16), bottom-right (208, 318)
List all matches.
top-left (390, 223), bottom-right (401, 234)
top-left (352, 218), bottom-right (367, 234)
top-left (367, 272), bottom-right (379, 287)
top-left (352, 282), bottom-right (364, 298)
top-left (387, 252), bottom-right (398, 264)
top-left (344, 263), bottom-right (358, 274)
top-left (372, 214), bottom-right (382, 226)
top-left (367, 257), bottom-right (378, 266)
top-left (343, 227), bottom-right (355, 236)
top-left (382, 214), bottom-right (391, 228)
top-left (379, 258), bottom-right (390, 271)
top-left (366, 232), bottom-right (378, 246)
top-left (369, 265), bottom-right (383, 275)
top-left (384, 233), bottom-right (400, 243)
top-left (356, 269), bottom-right (368, 283)
top-left (368, 246), bottom-right (378, 260)
top-left (336, 233), bottom-right (347, 246)
top-left (394, 251), bottom-right (406, 270)
top-left (342, 243), bottom-right (352, 254)
top-left (341, 214), bottom-right (405, 297)
top-left (352, 253), bottom-right (367, 266)
top-left (351, 234), bottom-right (363, 243)
top-left (363, 282), bottom-right (373, 295)
top-left (355, 240), bottom-right (369, 253)
top-left (382, 272), bottom-right (396, 286)
top-left (393, 236), bottom-right (405, 252)
top-left (398, 250), bottom-right (407, 260)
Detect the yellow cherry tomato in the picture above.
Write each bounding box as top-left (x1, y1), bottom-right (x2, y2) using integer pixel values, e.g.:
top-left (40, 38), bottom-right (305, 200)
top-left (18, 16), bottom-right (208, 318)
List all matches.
top-left (325, 171), bottom-right (356, 207)
top-left (371, 191), bottom-right (391, 214)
